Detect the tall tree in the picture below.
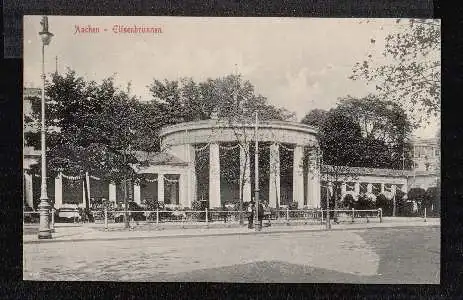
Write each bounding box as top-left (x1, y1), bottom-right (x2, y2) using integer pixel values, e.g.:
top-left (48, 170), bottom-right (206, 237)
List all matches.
top-left (148, 74), bottom-right (295, 126)
top-left (25, 69), bottom-right (144, 182)
top-left (301, 109), bottom-right (329, 129)
top-left (335, 94), bottom-right (413, 169)
top-left (350, 19), bottom-right (440, 126)
top-left (312, 98), bottom-right (413, 217)
top-left (318, 109), bottom-right (362, 218)
top-left (303, 95), bottom-right (413, 171)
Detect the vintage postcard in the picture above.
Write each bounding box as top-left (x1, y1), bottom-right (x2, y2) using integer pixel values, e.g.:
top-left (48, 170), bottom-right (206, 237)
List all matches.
top-left (23, 16), bottom-right (440, 283)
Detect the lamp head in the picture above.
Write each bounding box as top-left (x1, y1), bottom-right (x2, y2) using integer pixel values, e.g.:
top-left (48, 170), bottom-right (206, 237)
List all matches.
top-left (39, 31), bottom-right (54, 46)
top-left (39, 16), bottom-right (53, 45)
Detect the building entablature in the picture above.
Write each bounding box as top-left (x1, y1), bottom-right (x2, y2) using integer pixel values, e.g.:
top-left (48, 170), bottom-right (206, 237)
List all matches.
top-left (321, 165), bottom-right (412, 178)
top-left (160, 119), bottom-right (319, 148)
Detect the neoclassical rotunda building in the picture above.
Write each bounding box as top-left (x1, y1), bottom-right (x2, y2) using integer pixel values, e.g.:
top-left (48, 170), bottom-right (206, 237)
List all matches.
top-left (132, 117), bottom-right (322, 209)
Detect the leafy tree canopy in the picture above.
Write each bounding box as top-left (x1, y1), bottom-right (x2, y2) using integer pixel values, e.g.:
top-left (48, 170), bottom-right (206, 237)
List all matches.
top-left (25, 71), bottom-right (294, 181)
top-left (302, 94), bottom-right (413, 170)
top-left (25, 69), bottom-right (144, 181)
top-left (350, 19), bottom-right (440, 126)
top-left (148, 74), bottom-right (295, 125)
top-left (300, 109), bottom-right (329, 129)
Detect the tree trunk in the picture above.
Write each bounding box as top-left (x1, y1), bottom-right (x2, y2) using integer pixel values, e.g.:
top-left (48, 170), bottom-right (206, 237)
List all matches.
top-left (239, 185), bottom-right (244, 225)
top-left (326, 185), bottom-right (331, 229)
top-left (334, 182), bottom-right (338, 222)
top-left (83, 175), bottom-right (90, 222)
top-left (83, 176), bottom-right (89, 209)
top-left (123, 151), bottom-right (129, 229)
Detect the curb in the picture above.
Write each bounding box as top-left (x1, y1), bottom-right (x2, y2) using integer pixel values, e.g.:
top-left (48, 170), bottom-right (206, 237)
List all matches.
top-left (23, 224), bottom-right (440, 245)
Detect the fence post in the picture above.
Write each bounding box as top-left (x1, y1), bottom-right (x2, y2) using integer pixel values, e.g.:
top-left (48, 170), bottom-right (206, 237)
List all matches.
top-left (50, 208), bottom-right (55, 232)
top-left (366, 211), bottom-right (370, 223)
top-left (286, 207), bottom-right (289, 225)
top-left (156, 208), bottom-right (159, 225)
top-left (351, 208), bottom-right (355, 223)
top-left (129, 215), bottom-right (134, 230)
top-left (205, 208), bottom-right (209, 226)
top-left (104, 208), bottom-right (108, 231)
top-left (424, 207), bottom-right (427, 222)
top-left (379, 208), bottom-right (383, 223)
top-left (320, 209), bottom-right (324, 225)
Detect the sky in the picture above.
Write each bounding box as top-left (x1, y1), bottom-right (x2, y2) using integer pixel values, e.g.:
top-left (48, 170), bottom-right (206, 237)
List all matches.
top-left (24, 16), bottom-right (440, 139)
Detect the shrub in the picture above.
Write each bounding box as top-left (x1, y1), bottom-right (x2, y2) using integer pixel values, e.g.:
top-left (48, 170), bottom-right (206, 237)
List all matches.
top-left (190, 200), bottom-right (207, 221)
top-left (426, 187), bottom-right (440, 216)
top-left (356, 194), bottom-right (375, 210)
top-left (342, 194), bottom-right (356, 209)
top-left (191, 200), bottom-right (204, 211)
top-left (376, 193), bottom-right (392, 216)
top-left (407, 187), bottom-right (427, 214)
top-left (289, 201), bottom-right (298, 210)
top-left (394, 189), bottom-right (407, 216)
top-left (401, 201), bottom-right (418, 217)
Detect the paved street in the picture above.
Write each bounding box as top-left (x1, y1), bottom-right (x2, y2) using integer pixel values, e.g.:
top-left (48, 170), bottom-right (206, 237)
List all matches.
top-left (23, 226), bottom-right (439, 283)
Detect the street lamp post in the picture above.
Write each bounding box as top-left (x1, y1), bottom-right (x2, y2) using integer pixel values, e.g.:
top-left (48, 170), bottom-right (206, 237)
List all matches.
top-left (254, 112), bottom-right (260, 231)
top-left (38, 16), bottom-right (54, 239)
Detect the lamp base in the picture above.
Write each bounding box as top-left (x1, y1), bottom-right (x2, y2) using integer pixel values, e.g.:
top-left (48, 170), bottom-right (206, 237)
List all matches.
top-left (38, 230), bottom-right (52, 239)
top-left (38, 198), bottom-right (52, 240)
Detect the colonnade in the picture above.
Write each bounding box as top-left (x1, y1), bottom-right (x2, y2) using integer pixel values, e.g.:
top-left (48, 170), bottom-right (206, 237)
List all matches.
top-left (205, 142), bottom-right (321, 208)
top-left (24, 171), bottom-right (184, 209)
top-left (333, 180), bottom-right (408, 200)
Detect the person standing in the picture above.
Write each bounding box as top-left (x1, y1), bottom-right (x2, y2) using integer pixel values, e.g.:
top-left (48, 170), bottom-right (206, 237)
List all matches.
top-left (264, 202), bottom-right (271, 227)
top-left (257, 201), bottom-right (264, 230)
top-left (247, 201), bottom-right (255, 229)
top-left (222, 202), bottom-right (228, 223)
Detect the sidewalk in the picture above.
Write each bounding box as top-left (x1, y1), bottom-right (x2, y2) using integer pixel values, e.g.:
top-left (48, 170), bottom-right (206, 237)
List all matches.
top-left (23, 217), bottom-right (440, 244)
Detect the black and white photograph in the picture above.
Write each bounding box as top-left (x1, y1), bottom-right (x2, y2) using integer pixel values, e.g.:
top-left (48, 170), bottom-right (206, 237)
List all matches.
top-left (23, 16), bottom-right (440, 283)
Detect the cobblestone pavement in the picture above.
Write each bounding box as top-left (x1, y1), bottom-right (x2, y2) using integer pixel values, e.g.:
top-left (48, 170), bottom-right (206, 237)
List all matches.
top-left (23, 227), bottom-right (439, 283)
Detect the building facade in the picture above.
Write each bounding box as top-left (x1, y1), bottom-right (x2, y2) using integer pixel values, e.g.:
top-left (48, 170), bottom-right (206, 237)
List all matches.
top-left (23, 118), bottom-right (440, 210)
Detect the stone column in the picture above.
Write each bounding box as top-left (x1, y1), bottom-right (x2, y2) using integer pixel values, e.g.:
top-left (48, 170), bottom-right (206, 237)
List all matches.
top-left (188, 144), bottom-right (196, 208)
top-left (54, 172), bottom-right (63, 209)
top-left (269, 143), bottom-right (280, 208)
top-left (341, 182), bottom-right (347, 198)
top-left (312, 165), bottom-right (321, 208)
top-left (82, 180), bottom-right (87, 208)
top-left (24, 172), bottom-right (34, 208)
top-left (109, 182), bottom-right (116, 204)
top-left (367, 183), bottom-right (373, 194)
top-left (391, 184), bottom-right (397, 195)
top-left (158, 173), bottom-right (165, 204)
top-left (85, 172), bottom-right (91, 208)
top-left (380, 183), bottom-right (385, 194)
top-left (209, 142), bottom-right (221, 208)
top-left (240, 143), bottom-right (252, 205)
top-left (401, 181), bottom-right (408, 193)
top-left (306, 149), bottom-right (321, 208)
top-left (292, 145), bottom-right (304, 208)
top-left (179, 173), bottom-right (186, 207)
top-left (134, 181), bottom-right (141, 205)
top-left (354, 182), bottom-right (360, 196)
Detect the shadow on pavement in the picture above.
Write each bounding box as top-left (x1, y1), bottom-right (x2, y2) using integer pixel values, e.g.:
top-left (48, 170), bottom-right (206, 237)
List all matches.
top-left (156, 260), bottom-right (375, 283)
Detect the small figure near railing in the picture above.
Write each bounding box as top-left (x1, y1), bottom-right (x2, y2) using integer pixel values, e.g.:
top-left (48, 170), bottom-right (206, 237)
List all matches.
top-left (263, 202), bottom-right (272, 227)
top-left (246, 201), bottom-right (254, 229)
